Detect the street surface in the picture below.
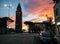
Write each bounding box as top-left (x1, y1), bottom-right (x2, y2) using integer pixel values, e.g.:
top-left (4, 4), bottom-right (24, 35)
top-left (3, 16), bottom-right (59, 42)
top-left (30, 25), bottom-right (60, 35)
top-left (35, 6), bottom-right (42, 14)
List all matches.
top-left (0, 33), bottom-right (60, 44)
top-left (0, 33), bottom-right (39, 44)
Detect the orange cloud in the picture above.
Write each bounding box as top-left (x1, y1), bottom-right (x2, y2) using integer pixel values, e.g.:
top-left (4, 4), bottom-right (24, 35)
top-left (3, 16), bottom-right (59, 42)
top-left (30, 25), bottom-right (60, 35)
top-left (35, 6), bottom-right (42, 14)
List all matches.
top-left (24, 0), bottom-right (54, 19)
top-left (30, 4), bottom-right (55, 20)
top-left (10, 16), bottom-right (15, 20)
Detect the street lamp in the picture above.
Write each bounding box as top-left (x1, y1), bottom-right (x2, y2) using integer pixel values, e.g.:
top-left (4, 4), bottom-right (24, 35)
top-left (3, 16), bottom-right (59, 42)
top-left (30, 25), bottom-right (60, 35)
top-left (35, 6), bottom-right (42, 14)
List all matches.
top-left (4, 4), bottom-right (13, 33)
top-left (4, 4), bottom-right (13, 28)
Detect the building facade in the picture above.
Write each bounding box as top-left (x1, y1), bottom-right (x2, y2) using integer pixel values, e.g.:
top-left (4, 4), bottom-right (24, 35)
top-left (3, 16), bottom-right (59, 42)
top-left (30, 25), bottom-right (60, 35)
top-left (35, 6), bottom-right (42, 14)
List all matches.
top-left (54, 0), bottom-right (60, 35)
top-left (24, 21), bottom-right (54, 33)
top-left (24, 21), bottom-right (45, 33)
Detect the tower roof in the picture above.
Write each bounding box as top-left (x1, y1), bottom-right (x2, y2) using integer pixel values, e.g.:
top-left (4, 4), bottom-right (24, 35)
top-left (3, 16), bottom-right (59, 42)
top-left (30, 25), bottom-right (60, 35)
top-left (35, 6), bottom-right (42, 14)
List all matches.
top-left (17, 3), bottom-right (21, 11)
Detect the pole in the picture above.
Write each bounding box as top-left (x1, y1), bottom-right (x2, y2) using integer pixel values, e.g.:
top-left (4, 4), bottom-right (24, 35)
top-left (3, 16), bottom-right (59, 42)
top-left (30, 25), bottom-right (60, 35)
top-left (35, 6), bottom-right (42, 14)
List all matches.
top-left (7, 4), bottom-right (12, 33)
top-left (7, 7), bottom-right (10, 33)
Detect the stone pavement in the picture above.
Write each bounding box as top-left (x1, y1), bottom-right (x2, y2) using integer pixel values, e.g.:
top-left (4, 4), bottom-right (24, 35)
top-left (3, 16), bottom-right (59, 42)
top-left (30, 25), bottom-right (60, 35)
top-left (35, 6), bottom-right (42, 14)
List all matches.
top-left (0, 33), bottom-right (60, 44)
top-left (0, 33), bottom-right (39, 44)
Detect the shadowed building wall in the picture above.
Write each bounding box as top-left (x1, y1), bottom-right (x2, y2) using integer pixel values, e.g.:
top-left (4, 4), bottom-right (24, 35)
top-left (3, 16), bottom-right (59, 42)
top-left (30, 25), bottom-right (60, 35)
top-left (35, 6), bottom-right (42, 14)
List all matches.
top-left (54, 1), bottom-right (60, 35)
top-left (24, 21), bottom-right (45, 33)
top-left (15, 3), bottom-right (22, 33)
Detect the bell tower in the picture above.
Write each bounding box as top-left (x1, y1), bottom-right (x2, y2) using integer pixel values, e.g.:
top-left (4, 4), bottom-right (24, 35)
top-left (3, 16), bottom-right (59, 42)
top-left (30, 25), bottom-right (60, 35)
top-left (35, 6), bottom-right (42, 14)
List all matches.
top-left (15, 3), bottom-right (22, 33)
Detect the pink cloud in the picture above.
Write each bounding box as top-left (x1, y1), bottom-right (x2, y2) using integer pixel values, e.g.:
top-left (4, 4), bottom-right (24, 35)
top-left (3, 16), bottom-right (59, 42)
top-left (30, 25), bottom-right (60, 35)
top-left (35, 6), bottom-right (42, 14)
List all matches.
top-left (23, 0), bottom-right (54, 18)
top-left (9, 0), bottom-right (55, 28)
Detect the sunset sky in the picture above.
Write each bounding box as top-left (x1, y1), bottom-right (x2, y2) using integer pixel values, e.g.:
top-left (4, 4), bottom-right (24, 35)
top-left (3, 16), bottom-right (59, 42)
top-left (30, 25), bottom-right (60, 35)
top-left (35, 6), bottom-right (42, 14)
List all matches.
top-left (0, 0), bottom-right (55, 29)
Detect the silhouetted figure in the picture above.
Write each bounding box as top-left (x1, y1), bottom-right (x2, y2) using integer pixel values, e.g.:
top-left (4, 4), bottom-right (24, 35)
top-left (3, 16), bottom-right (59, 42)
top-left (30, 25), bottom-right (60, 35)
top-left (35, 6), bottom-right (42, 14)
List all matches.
top-left (15, 3), bottom-right (22, 33)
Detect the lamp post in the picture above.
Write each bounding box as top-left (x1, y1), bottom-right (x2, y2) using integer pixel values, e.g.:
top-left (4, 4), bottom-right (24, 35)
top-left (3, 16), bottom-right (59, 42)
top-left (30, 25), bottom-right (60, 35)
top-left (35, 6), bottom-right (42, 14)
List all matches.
top-left (4, 4), bottom-right (13, 33)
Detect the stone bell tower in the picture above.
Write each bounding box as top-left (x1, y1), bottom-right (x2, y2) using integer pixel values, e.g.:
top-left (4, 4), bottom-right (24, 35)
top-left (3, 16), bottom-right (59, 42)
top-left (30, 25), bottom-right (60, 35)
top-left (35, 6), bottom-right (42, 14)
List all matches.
top-left (15, 3), bottom-right (22, 33)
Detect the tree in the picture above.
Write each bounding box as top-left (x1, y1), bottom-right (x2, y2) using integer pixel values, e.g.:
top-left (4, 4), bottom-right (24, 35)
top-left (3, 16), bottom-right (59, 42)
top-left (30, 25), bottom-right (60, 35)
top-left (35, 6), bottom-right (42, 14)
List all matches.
top-left (0, 17), bottom-right (14, 28)
top-left (0, 17), bottom-right (14, 34)
top-left (53, 0), bottom-right (60, 3)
